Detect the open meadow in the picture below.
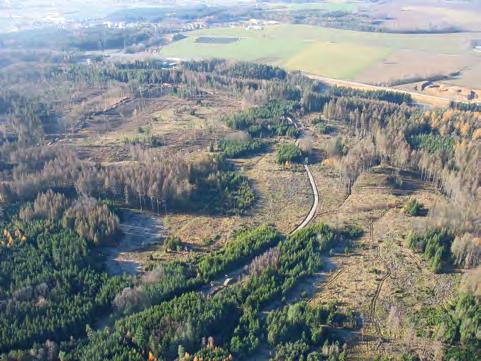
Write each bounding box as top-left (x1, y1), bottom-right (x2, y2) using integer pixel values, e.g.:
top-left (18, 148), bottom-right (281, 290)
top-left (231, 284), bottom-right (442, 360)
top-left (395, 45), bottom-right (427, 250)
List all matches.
top-left (160, 24), bottom-right (481, 91)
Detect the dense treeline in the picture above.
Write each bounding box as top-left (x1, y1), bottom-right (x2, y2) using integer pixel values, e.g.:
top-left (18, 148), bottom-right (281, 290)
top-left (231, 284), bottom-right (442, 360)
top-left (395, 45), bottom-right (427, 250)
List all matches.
top-left (118, 292), bottom-right (239, 361)
top-left (223, 100), bottom-right (299, 138)
top-left (111, 225), bottom-right (280, 317)
top-left (0, 91), bottom-right (53, 144)
top-left (407, 133), bottom-right (454, 156)
top-left (69, 26), bottom-right (152, 52)
top-left (322, 96), bottom-right (412, 132)
top-left (197, 225), bottom-right (281, 280)
top-left (0, 146), bottom-right (81, 202)
top-left (301, 86), bottom-right (411, 114)
top-left (0, 24), bottom-right (175, 52)
top-left (190, 157), bottom-right (256, 215)
top-left (450, 101), bottom-right (481, 113)
top-left (441, 293), bottom-right (481, 360)
top-left (327, 86), bottom-right (412, 105)
top-left (0, 217), bottom-right (126, 353)
top-left (407, 228), bottom-right (480, 273)
top-left (403, 198), bottom-right (426, 217)
top-left (302, 91), bottom-right (331, 113)
top-left (267, 301), bottom-right (355, 361)
top-left (221, 63), bottom-right (287, 81)
top-left (218, 137), bottom-right (267, 159)
top-left (451, 234), bottom-right (481, 269)
top-left (65, 292), bottom-right (237, 361)
top-left (113, 261), bottom-right (198, 316)
top-left (60, 224), bottom-right (360, 361)
top-left (19, 190), bottom-right (120, 246)
top-left (0, 146), bottom-right (255, 215)
top-left (182, 60), bottom-right (287, 81)
top-left (276, 143), bottom-right (304, 164)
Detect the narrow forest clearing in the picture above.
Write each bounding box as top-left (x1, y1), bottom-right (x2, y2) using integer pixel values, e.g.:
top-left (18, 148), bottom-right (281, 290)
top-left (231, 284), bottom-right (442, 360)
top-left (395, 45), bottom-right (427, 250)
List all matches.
top-left (103, 210), bottom-right (165, 275)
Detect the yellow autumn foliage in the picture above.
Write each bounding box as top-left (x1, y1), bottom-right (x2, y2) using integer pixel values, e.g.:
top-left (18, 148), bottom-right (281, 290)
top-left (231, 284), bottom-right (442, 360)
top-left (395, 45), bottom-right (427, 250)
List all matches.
top-left (322, 157), bottom-right (336, 168)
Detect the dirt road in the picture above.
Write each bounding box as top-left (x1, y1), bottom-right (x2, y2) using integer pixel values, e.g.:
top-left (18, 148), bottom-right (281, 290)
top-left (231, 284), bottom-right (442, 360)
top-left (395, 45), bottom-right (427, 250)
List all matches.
top-left (206, 115), bottom-right (321, 294)
top-left (305, 73), bottom-right (453, 107)
top-left (292, 164), bottom-right (319, 233)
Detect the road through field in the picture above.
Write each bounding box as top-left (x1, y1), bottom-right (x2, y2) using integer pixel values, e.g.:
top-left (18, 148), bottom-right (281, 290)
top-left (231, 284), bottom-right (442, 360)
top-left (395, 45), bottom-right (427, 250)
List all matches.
top-left (305, 73), bottom-right (454, 107)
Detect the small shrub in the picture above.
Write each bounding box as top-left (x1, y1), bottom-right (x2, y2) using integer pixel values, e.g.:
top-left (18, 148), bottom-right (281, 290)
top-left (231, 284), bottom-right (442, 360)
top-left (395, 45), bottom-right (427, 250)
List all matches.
top-left (276, 143), bottom-right (303, 164)
top-left (164, 236), bottom-right (182, 252)
top-left (219, 139), bottom-right (266, 158)
top-left (407, 229), bottom-right (454, 273)
top-left (329, 136), bottom-right (347, 157)
top-left (202, 237), bottom-right (215, 246)
top-left (317, 123), bottom-right (335, 134)
top-left (404, 198), bottom-right (426, 216)
top-left (387, 173), bottom-right (403, 189)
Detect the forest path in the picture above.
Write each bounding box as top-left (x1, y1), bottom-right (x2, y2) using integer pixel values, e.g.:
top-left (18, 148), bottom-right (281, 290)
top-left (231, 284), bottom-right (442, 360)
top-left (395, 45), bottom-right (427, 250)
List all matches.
top-left (291, 164), bottom-right (320, 234)
top-left (206, 115), bottom-right (321, 294)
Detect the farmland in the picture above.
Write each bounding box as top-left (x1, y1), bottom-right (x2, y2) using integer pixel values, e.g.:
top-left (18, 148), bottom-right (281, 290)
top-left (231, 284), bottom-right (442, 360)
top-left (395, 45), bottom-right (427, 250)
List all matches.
top-left (160, 24), bottom-right (481, 88)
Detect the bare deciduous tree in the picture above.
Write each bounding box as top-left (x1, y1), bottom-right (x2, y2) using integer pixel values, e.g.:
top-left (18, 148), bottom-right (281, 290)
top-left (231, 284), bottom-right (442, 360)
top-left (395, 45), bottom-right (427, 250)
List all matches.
top-left (461, 266), bottom-right (481, 296)
top-left (451, 233), bottom-right (481, 268)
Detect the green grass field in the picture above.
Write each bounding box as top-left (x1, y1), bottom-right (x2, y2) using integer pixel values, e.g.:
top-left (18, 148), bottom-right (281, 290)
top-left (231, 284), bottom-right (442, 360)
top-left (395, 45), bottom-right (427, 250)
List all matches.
top-left (160, 24), bottom-right (480, 80)
top-left (284, 41), bottom-right (390, 79)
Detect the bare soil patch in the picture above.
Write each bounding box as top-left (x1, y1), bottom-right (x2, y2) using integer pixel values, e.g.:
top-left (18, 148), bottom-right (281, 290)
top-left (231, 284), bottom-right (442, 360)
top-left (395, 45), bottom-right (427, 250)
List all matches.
top-left (354, 50), bottom-right (470, 86)
top-left (103, 210), bottom-right (165, 275)
top-left (370, 1), bottom-right (481, 32)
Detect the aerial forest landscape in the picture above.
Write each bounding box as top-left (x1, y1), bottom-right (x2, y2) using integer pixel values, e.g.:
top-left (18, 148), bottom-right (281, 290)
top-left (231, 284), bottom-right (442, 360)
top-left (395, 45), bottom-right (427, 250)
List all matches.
top-left (0, 1), bottom-right (480, 360)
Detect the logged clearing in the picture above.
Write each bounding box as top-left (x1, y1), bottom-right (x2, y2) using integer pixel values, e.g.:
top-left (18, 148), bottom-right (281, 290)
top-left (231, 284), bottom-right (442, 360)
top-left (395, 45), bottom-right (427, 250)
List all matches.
top-left (164, 151), bottom-right (312, 247)
top-left (68, 89), bottom-right (314, 266)
top-left (71, 93), bottom-right (242, 160)
top-left (309, 166), bottom-right (459, 359)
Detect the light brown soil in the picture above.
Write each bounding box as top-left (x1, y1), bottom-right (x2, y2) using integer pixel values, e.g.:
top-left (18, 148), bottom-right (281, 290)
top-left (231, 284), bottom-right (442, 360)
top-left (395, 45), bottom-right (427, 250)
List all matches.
top-left (309, 166), bottom-right (459, 360)
top-left (354, 50), bottom-right (471, 86)
top-left (369, 0), bottom-right (481, 32)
